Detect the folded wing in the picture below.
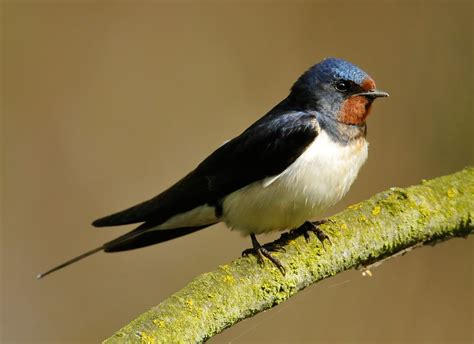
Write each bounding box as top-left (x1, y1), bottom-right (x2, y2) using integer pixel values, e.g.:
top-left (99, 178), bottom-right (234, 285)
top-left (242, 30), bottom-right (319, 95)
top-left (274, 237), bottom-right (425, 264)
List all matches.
top-left (93, 109), bottom-right (319, 229)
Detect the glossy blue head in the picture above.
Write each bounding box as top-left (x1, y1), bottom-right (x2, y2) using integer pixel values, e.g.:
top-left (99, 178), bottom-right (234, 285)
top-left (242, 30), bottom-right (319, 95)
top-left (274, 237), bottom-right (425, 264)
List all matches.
top-left (290, 58), bottom-right (388, 125)
top-left (310, 58), bottom-right (369, 85)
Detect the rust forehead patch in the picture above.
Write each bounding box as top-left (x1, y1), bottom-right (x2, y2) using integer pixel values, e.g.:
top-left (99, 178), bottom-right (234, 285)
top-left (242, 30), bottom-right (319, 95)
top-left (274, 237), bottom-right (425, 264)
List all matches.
top-left (361, 78), bottom-right (376, 91)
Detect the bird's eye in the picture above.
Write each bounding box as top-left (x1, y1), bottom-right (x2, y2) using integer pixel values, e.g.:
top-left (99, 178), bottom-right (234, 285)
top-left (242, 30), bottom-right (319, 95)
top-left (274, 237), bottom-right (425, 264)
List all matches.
top-left (335, 80), bottom-right (350, 92)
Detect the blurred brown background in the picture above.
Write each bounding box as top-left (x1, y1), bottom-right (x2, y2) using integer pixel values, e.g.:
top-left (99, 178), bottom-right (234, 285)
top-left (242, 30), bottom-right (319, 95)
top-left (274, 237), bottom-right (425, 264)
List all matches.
top-left (1, 1), bottom-right (473, 343)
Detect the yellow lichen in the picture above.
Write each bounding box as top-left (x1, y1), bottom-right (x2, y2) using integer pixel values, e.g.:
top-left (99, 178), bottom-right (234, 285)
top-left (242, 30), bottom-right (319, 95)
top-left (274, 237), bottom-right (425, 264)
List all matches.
top-left (447, 188), bottom-right (458, 198)
top-left (340, 223), bottom-right (348, 231)
top-left (152, 319), bottom-right (166, 328)
top-left (137, 331), bottom-right (155, 344)
top-left (348, 203), bottom-right (361, 210)
top-left (223, 275), bottom-right (235, 284)
top-left (372, 206), bottom-right (381, 216)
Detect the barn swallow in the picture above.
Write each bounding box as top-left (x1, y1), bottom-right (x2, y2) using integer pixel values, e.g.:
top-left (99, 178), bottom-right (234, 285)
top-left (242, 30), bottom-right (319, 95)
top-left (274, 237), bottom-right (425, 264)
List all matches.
top-left (38, 57), bottom-right (388, 278)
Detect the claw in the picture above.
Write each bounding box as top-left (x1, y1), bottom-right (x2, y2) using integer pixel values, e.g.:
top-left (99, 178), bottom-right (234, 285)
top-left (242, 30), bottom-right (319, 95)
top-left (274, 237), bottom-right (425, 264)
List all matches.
top-left (297, 220), bottom-right (332, 248)
top-left (312, 218), bottom-right (335, 226)
top-left (263, 242), bottom-right (286, 253)
top-left (242, 234), bottom-right (286, 275)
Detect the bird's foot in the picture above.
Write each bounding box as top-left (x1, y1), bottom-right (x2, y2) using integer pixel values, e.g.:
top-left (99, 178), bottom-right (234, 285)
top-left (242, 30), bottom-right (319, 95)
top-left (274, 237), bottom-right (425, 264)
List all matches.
top-left (263, 241), bottom-right (286, 253)
top-left (294, 220), bottom-right (332, 248)
top-left (242, 234), bottom-right (286, 275)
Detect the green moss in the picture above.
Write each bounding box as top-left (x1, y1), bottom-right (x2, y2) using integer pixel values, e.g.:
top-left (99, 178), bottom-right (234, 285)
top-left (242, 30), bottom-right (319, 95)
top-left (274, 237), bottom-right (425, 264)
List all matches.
top-left (104, 167), bottom-right (474, 344)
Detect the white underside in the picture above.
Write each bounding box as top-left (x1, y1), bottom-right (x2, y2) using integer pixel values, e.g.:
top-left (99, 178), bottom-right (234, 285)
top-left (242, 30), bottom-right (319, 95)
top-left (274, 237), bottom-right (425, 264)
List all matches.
top-left (155, 130), bottom-right (368, 235)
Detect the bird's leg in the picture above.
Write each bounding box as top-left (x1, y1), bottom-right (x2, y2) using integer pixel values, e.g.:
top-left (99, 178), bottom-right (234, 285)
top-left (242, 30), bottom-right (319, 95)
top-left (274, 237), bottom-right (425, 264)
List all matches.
top-left (295, 220), bottom-right (332, 247)
top-left (242, 234), bottom-right (286, 275)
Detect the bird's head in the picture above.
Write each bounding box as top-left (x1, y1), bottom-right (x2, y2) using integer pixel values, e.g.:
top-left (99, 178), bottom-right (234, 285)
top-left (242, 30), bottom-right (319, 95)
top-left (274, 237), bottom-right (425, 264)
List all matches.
top-left (290, 58), bottom-right (389, 125)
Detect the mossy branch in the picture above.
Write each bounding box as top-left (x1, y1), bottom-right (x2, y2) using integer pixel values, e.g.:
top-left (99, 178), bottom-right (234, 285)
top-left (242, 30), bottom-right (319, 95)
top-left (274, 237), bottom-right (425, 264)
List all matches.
top-left (104, 168), bottom-right (473, 343)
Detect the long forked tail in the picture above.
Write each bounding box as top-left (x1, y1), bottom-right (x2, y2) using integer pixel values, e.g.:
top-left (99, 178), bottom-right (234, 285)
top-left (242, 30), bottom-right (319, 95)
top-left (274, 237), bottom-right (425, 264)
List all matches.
top-left (36, 246), bottom-right (103, 279)
top-left (37, 223), bottom-right (213, 279)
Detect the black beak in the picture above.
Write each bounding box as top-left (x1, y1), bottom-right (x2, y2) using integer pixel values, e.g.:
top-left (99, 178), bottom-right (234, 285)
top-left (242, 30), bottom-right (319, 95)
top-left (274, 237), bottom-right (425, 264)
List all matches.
top-left (354, 89), bottom-right (389, 99)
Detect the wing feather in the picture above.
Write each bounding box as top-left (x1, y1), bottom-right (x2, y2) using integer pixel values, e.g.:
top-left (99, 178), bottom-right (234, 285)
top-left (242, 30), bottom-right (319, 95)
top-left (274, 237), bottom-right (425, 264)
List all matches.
top-left (93, 107), bottom-right (318, 228)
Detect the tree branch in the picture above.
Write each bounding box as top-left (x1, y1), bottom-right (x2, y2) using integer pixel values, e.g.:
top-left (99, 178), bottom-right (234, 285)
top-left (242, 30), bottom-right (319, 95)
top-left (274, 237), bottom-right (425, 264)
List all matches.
top-left (103, 168), bottom-right (473, 343)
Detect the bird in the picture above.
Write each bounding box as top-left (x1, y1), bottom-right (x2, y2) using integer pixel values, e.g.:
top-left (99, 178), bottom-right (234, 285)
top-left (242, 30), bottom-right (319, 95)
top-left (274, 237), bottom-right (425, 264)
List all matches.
top-left (37, 57), bottom-right (388, 278)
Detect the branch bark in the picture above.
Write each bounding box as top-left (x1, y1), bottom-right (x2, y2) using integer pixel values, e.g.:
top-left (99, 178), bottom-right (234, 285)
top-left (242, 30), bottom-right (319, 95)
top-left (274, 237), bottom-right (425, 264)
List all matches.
top-left (104, 167), bottom-right (473, 343)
